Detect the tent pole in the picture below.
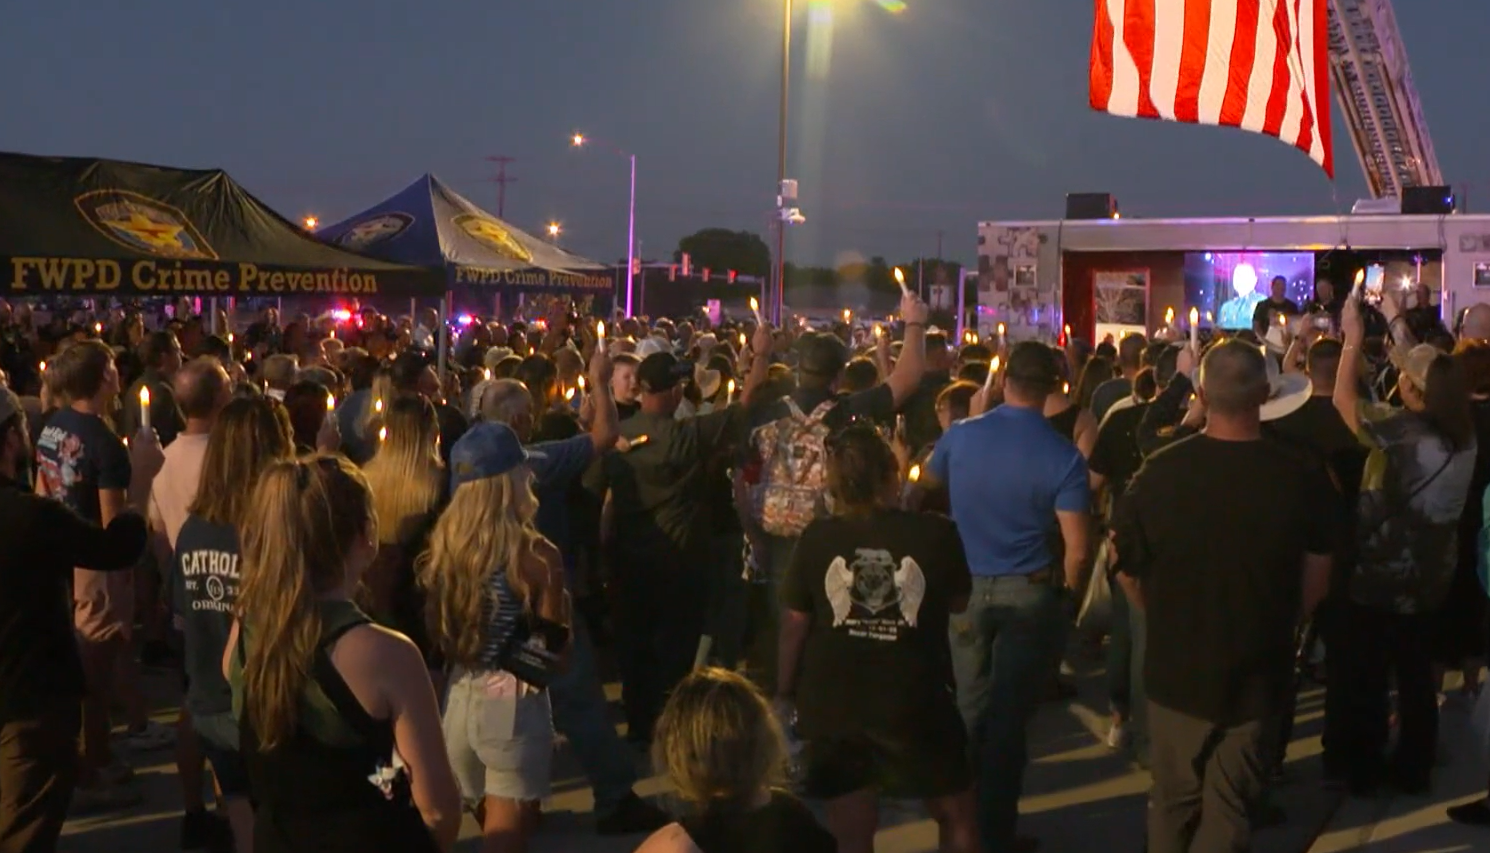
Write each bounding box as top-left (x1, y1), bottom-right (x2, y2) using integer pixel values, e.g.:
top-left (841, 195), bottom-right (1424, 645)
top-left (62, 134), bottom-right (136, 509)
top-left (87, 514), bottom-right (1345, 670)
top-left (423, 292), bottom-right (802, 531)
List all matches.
top-left (437, 291), bottom-right (450, 382)
top-left (209, 298), bottom-right (219, 335)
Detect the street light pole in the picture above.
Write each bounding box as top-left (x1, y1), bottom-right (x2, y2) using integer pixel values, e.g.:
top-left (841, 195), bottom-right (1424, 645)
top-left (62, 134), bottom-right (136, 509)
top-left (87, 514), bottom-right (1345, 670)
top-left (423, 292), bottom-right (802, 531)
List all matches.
top-left (773, 0), bottom-right (792, 325)
top-left (626, 154), bottom-right (637, 318)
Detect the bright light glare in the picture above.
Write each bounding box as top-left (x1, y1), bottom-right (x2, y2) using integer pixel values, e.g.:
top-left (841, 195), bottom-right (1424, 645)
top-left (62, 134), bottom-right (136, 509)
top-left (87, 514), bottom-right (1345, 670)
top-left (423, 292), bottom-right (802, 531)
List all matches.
top-left (303, 216), bottom-right (318, 230)
top-left (571, 133), bottom-right (585, 147)
top-left (547, 222), bottom-right (562, 236)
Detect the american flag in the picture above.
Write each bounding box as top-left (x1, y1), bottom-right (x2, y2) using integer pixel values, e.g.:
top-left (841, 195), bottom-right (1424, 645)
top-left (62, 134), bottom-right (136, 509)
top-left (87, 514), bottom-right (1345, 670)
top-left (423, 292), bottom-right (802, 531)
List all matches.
top-left (1089, 0), bottom-right (1333, 177)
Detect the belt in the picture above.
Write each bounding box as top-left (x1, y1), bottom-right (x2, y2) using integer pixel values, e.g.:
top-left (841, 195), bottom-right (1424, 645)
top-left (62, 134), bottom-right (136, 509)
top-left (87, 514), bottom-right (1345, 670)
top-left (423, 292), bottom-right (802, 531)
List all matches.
top-left (975, 567), bottom-right (1055, 584)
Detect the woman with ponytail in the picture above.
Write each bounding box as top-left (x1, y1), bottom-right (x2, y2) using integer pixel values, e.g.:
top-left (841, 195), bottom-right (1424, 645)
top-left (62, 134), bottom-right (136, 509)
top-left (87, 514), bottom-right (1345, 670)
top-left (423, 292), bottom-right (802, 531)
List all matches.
top-left (224, 455), bottom-right (460, 852)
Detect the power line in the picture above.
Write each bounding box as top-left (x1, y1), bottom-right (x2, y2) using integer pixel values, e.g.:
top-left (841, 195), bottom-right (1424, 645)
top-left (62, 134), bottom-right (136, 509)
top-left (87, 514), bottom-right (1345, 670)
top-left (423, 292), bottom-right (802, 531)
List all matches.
top-left (482, 156), bottom-right (517, 218)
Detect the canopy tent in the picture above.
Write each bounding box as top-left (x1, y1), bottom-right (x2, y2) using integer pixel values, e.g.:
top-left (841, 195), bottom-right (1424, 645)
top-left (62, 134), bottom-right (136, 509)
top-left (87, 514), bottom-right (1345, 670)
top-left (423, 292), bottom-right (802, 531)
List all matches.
top-left (315, 174), bottom-right (611, 294)
top-left (0, 152), bottom-right (442, 298)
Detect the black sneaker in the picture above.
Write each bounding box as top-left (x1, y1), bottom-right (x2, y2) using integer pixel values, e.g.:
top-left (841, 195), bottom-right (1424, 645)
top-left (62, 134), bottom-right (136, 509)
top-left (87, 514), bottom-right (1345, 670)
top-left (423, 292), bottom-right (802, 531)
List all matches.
top-left (180, 809), bottom-right (233, 852)
top-left (596, 792), bottom-right (670, 836)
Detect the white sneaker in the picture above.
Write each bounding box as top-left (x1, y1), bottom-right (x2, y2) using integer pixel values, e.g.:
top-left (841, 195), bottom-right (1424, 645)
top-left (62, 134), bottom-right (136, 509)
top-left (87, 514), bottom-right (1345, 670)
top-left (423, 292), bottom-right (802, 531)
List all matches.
top-left (118, 720), bottom-right (175, 751)
top-left (1105, 721), bottom-right (1130, 750)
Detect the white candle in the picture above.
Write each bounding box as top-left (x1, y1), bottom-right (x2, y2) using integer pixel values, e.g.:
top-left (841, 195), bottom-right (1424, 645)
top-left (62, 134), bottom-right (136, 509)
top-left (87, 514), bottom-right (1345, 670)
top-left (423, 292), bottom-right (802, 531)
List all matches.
top-left (726, 378), bottom-right (736, 405)
top-left (596, 320), bottom-right (606, 341)
top-left (1189, 307), bottom-right (1199, 349)
top-left (748, 297), bottom-right (763, 326)
top-left (893, 267), bottom-right (910, 297)
top-left (138, 386), bottom-right (151, 432)
top-left (997, 323), bottom-right (1006, 348)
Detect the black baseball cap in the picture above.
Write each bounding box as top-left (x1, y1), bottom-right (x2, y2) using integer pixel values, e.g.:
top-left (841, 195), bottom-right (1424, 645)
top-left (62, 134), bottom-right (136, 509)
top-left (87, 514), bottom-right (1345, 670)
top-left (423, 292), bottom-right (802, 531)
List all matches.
top-left (637, 352), bottom-right (694, 393)
top-left (797, 332), bottom-right (849, 378)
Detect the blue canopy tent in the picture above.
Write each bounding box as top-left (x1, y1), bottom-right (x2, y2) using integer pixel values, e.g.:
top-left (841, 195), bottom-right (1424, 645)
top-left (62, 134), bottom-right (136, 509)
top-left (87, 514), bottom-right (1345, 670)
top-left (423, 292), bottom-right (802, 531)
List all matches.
top-left (316, 173), bottom-right (610, 298)
top-left (317, 174), bottom-right (612, 372)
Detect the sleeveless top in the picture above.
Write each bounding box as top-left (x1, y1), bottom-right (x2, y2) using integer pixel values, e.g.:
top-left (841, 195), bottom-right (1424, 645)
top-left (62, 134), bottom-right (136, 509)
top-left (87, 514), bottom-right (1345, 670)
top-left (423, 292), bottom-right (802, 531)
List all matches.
top-left (230, 599), bottom-right (439, 853)
top-left (475, 564), bottom-right (524, 670)
top-left (677, 791), bottom-right (837, 853)
top-left (1047, 404), bottom-right (1080, 443)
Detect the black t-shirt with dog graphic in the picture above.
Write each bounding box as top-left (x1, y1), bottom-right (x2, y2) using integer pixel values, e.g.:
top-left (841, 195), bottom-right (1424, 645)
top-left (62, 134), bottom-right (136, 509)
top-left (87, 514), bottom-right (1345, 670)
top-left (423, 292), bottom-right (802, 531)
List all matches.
top-left (780, 508), bottom-right (971, 737)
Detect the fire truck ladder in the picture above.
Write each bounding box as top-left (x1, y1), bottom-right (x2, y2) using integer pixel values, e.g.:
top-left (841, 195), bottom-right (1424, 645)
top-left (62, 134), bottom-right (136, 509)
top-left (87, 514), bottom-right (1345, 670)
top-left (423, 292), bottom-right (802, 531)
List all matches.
top-left (1326, 0), bottom-right (1442, 199)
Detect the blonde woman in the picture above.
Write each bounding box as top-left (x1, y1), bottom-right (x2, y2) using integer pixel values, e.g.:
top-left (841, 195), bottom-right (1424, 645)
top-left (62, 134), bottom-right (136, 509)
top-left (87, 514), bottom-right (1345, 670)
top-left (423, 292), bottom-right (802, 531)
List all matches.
top-left (361, 395), bottom-right (445, 657)
top-left (223, 456), bottom-right (460, 853)
top-left (636, 668), bottom-right (835, 853)
top-left (421, 422), bottom-right (570, 853)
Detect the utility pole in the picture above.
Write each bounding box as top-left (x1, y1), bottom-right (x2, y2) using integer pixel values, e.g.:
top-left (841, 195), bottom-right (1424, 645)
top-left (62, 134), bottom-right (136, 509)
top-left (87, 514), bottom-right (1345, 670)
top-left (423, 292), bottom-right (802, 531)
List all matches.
top-left (483, 156), bottom-right (517, 218)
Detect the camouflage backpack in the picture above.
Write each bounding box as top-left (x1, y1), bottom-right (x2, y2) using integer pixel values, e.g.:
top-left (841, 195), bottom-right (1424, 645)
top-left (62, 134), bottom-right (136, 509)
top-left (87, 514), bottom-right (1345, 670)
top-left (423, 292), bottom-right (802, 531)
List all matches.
top-left (749, 397), bottom-right (838, 537)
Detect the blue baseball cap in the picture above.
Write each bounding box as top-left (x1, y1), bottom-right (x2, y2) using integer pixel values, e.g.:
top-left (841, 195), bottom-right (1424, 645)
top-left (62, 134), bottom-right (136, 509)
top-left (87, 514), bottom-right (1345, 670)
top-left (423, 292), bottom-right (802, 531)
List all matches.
top-left (449, 422), bottom-right (545, 489)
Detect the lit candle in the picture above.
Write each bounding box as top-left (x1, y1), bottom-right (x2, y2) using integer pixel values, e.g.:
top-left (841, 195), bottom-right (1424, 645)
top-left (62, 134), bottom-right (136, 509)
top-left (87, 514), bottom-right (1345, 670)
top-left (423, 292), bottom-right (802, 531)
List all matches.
top-left (725, 378), bottom-right (736, 406)
top-left (738, 332), bottom-right (747, 349)
top-left (577, 376), bottom-right (586, 391)
top-left (38, 360), bottom-right (45, 374)
top-left (482, 368), bottom-right (491, 382)
top-left (873, 324), bottom-right (883, 339)
top-left (596, 320), bottom-right (606, 341)
top-left (908, 464), bottom-right (921, 483)
top-left (373, 398), bottom-right (383, 415)
top-left (997, 322), bottom-right (1006, 347)
top-left (93, 322), bottom-right (102, 335)
top-left (893, 267), bottom-right (910, 296)
top-left (327, 395), bottom-right (336, 412)
top-left (565, 386), bottom-right (575, 402)
top-left (1353, 269), bottom-right (1365, 293)
top-left (748, 296), bottom-right (763, 326)
top-left (1062, 381), bottom-right (1070, 396)
top-left (1063, 324), bottom-right (1072, 342)
top-left (138, 386), bottom-right (151, 432)
top-left (1164, 306), bottom-right (1175, 327)
top-left (378, 426), bottom-right (387, 443)
top-left (1189, 307), bottom-right (1199, 349)
top-left (842, 308), bottom-right (852, 324)
top-left (227, 333), bottom-right (235, 344)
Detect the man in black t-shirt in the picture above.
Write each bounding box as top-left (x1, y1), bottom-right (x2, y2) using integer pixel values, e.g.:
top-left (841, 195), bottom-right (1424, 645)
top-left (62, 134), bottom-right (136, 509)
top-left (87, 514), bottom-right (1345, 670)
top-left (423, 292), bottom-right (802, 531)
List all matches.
top-left (1251, 276), bottom-right (1302, 338)
top-left (739, 293), bottom-right (930, 693)
top-left (1113, 341), bottom-right (1333, 853)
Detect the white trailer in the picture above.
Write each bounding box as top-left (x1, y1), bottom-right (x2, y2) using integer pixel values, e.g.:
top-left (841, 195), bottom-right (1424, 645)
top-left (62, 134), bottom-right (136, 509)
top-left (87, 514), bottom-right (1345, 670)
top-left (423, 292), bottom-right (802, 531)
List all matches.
top-left (974, 213), bottom-right (1490, 343)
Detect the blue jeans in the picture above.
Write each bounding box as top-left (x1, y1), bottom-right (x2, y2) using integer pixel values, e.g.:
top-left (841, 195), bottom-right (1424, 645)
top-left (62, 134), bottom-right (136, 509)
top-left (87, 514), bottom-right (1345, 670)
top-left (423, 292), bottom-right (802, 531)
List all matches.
top-left (949, 576), bottom-right (1065, 853)
top-left (548, 617), bottom-right (637, 815)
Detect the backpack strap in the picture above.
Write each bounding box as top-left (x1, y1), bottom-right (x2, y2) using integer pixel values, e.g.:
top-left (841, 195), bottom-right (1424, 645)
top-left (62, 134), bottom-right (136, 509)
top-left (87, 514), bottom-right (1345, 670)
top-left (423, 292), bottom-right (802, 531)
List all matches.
top-left (782, 396), bottom-right (807, 420)
top-left (806, 399), bottom-right (839, 422)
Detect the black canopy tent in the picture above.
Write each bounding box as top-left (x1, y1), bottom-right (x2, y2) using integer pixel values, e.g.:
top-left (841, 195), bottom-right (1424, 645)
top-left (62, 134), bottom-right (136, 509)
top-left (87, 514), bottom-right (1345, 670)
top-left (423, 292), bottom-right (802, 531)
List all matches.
top-left (0, 152), bottom-right (443, 299)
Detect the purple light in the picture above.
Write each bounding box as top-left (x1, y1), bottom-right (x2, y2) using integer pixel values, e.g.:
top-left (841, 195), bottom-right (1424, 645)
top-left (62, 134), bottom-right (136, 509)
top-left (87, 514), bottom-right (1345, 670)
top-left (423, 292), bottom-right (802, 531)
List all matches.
top-left (457, 314), bottom-right (476, 326)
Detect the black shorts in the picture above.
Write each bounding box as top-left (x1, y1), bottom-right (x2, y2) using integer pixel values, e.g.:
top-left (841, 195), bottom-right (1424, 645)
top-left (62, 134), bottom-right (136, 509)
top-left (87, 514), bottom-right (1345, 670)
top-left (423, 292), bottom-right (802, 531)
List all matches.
top-left (801, 703), bottom-right (971, 801)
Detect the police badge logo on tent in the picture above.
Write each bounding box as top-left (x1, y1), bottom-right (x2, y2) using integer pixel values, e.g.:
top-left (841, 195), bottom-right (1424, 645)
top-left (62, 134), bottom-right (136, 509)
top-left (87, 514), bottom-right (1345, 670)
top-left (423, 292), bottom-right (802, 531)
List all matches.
top-left (74, 190), bottom-right (217, 260)
top-left (452, 214), bottom-right (534, 264)
top-left (336, 212), bottom-right (414, 250)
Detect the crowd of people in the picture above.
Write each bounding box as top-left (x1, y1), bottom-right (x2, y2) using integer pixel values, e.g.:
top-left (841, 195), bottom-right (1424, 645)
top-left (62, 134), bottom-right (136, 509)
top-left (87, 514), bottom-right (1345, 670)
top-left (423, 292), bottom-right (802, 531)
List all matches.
top-left (0, 279), bottom-right (1488, 853)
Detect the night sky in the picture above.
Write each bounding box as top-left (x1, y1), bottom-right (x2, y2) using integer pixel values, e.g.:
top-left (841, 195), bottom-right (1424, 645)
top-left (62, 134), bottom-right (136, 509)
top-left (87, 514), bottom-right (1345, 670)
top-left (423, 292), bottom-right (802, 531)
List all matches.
top-left (3, 0), bottom-right (1483, 267)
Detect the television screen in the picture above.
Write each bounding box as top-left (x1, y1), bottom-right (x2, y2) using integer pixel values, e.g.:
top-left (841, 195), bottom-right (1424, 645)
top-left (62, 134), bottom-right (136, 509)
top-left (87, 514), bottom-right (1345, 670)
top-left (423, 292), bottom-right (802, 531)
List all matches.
top-left (1183, 252), bottom-right (1315, 330)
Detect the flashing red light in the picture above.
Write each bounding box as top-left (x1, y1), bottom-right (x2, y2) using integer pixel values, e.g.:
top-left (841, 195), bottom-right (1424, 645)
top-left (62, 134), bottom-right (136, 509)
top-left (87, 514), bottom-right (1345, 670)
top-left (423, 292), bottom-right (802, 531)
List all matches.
top-left (457, 314), bottom-right (476, 326)
top-left (331, 309), bottom-right (353, 322)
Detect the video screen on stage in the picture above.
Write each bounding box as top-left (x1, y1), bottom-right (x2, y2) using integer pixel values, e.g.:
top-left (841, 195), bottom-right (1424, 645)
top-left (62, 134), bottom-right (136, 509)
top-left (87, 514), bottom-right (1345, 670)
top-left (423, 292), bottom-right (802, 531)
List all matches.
top-left (1183, 251), bottom-right (1316, 330)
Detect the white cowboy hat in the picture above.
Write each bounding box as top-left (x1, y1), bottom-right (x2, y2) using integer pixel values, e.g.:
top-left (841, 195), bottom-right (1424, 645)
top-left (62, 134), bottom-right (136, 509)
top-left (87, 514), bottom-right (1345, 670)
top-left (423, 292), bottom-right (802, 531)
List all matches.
top-left (1259, 354), bottom-right (1312, 422)
top-left (693, 363), bottom-right (723, 399)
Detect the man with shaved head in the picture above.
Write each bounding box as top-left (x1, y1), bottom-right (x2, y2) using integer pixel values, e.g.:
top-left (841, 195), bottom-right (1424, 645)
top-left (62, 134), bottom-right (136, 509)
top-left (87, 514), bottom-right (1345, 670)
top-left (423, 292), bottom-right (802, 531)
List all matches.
top-left (1112, 339), bottom-right (1335, 853)
top-left (1460, 303), bottom-right (1490, 342)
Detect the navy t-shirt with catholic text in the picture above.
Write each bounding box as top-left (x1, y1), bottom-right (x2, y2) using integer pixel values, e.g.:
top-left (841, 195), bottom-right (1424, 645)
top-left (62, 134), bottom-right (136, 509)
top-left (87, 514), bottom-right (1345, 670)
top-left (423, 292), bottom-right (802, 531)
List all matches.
top-left (173, 514), bottom-right (241, 717)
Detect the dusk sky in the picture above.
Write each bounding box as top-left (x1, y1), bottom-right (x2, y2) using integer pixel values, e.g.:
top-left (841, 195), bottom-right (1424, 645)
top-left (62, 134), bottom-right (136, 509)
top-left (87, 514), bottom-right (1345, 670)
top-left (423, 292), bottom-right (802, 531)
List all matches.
top-left (4, 1), bottom-right (1484, 268)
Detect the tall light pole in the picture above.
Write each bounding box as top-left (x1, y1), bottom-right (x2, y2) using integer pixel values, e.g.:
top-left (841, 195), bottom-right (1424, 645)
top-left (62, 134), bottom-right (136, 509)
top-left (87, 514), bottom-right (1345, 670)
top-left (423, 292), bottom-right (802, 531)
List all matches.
top-left (572, 133), bottom-right (637, 317)
top-left (546, 222), bottom-right (562, 243)
top-left (773, 0), bottom-right (792, 325)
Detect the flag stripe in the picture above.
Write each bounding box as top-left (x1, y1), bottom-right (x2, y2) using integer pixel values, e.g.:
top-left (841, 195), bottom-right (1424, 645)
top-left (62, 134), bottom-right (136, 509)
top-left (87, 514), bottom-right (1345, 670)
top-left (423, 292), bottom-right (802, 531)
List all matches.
top-left (1124, 0), bottom-right (1162, 118)
top-left (1261, 0), bottom-right (1295, 136)
top-left (1090, 0), bottom-right (1116, 111)
top-left (1088, 0), bottom-right (1332, 175)
top-left (1173, 0), bottom-right (1212, 122)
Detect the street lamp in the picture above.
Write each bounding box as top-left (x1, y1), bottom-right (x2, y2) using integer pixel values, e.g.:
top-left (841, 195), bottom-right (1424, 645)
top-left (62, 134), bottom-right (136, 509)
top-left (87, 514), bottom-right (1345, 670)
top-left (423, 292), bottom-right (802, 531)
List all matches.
top-left (302, 215), bottom-right (318, 230)
top-left (571, 132), bottom-right (637, 318)
top-left (546, 222), bottom-right (562, 240)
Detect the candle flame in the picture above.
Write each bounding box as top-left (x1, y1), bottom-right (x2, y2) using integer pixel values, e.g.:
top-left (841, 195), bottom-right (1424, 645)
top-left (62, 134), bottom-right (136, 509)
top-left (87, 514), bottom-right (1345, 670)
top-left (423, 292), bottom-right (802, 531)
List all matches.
top-left (565, 387), bottom-right (576, 401)
top-left (738, 332), bottom-right (746, 348)
top-left (997, 322), bottom-right (1006, 337)
top-left (139, 386), bottom-right (150, 407)
top-left (38, 361), bottom-right (45, 373)
top-left (726, 378), bottom-right (736, 395)
top-left (1279, 312), bottom-right (1287, 326)
top-left (1354, 269), bottom-right (1365, 288)
top-left (908, 464), bottom-right (921, 483)
top-left (873, 323), bottom-right (883, 338)
top-left (991, 355), bottom-right (1001, 372)
top-left (1062, 382), bottom-right (1070, 395)
top-left (373, 398), bottom-right (383, 414)
top-left (327, 395), bottom-right (336, 411)
top-left (1164, 307), bottom-right (1175, 325)
top-left (378, 426), bottom-right (387, 443)
top-left (749, 297), bottom-right (759, 312)
top-left (1189, 307), bottom-right (1199, 325)
top-left (578, 376), bottom-right (586, 390)
top-left (483, 368), bottom-right (492, 382)
top-left (596, 320), bottom-right (606, 339)
top-left (842, 309), bottom-right (852, 322)
top-left (227, 333), bottom-right (235, 344)
top-left (893, 268), bottom-right (905, 286)
top-left (1063, 324), bottom-right (1072, 338)
top-left (93, 322), bottom-right (102, 334)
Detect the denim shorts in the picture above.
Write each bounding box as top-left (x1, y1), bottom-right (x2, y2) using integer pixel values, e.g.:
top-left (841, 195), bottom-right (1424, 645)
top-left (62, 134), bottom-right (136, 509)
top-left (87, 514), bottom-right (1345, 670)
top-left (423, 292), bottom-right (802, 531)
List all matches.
top-left (192, 711), bottom-right (251, 799)
top-left (442, 669), bottom-right (554, 805)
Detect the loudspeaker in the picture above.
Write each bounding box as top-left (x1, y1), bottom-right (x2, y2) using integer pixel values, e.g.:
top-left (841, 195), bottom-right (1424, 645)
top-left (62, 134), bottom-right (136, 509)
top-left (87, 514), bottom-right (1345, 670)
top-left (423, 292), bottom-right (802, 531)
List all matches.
top-left (1066, 193), bottom-right (1118, 220)
top-left (1402, 186), bottom-right (1455, 215)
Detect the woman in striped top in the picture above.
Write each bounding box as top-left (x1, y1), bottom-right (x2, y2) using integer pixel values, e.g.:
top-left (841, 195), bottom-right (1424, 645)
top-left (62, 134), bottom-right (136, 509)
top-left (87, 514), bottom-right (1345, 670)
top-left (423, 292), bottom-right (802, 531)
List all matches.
top-left (419, 422), bottom-right (570, 853)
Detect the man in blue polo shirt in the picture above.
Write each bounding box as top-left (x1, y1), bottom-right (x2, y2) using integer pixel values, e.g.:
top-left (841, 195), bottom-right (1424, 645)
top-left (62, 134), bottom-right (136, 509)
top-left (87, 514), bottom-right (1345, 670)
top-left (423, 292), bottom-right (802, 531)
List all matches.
top-left (924, 340), bottom-right (1091, 853)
